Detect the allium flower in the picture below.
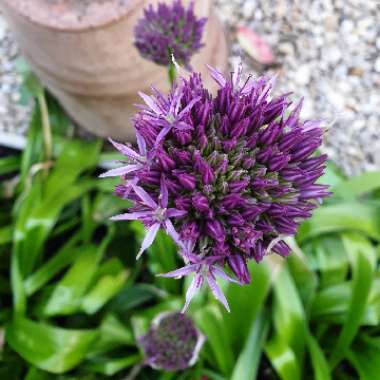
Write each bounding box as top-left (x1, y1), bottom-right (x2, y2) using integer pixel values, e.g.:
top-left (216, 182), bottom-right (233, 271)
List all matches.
top-left (103, 60), bottom-right (329, 311)
top-left (139, 312), bottom-right (205, 371)
top-left (134, 1), bottom-right (207, 67)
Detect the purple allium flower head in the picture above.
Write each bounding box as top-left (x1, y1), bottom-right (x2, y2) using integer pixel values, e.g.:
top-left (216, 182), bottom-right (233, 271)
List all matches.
top-left (102, 60), bottom-right (330, 312)
top-left (134, 1), bottom-right (207, 67)
top-left (139, 311), bottom-right (205, 371)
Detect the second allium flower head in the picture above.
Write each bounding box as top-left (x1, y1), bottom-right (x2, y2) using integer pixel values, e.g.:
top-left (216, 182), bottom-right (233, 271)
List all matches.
top-left (102, 60), bottom-right (329, 312)
top-left (139, 312), bottom-right (205, 371)
top-left (134, 1), bottom-right (206, 67)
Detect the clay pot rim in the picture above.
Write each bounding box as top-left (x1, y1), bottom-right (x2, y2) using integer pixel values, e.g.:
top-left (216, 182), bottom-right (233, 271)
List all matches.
top-left (2, 0), bottom-right (140, 32)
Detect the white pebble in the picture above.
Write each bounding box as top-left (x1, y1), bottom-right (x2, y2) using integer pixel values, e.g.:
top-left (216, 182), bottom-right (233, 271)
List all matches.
top-left (0, 18), bottom-right (7, 40)
top-left (375, 58), bottom-right (380, 73)
top-left (294, 65), bottom-right (311, 86)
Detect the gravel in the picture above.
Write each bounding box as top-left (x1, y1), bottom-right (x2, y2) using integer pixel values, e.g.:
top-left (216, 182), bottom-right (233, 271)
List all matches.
top-left (0, 14), bottom-right (31, 136)
top-left (1, 1), bottom-right (380, 176)
top-left (215, 0), bottom-right (380, 176)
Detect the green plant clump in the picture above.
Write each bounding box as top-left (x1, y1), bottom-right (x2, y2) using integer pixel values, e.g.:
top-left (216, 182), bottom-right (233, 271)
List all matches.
top-left (0, 73), bottom-right (379, 380)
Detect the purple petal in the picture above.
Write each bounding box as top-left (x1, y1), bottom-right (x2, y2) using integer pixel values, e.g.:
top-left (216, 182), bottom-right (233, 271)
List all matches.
top-left (178, 240), bottom-right (198, 262)
top-left (207, 64), bottom-right (227, 87)
top-left (192, 193), bottom-right (210, 214)
top-left (109, 138), bottom-right (141, 161)
top-left (158, 264), bottom-right (200, 278)
top-left (177, 96), bottom-right (201, 119)
top-left (138, 91), bottom-right (162, 115)
top-left (137, 223), bottom-right (161, 259)
top-left (257, 74), bottom-right (277, 103)
top-left (227, 256), bottom-right (251, 284)
top-left (132, 185), bottom-right (158, 209)
top-left (160, 177), bottom-right (169, 208)
top-left (206, 272), bottom-right (230, 312)
top-left (110, 211), bottom-right (152, 221)
top-left (272, 240), bottom-right (291, 257)
top-left (175, 121), bottom-right (194, 131)
top-left (205, 220), bottom-right (225, 242)
top-left (99, 164), bottom-right (142, 178)
top-left (136, 131), bottom-right (147, 156)
top-left (166, 208), bottom-right (188, 218)
top-left (164, 219), bottom-right (182, 246)
top-left (211, 265), bottom-right (240, 285)
top-left (182, 273), bottom-right (204, 313)
top-left (170, 86), bottom-right (183, 116)
top-left (155, 125), bottom-right (172, 147)
top-left (177, 172), bottom-right (196, 191)
top-left (232, 59), bottom-right (243, 88)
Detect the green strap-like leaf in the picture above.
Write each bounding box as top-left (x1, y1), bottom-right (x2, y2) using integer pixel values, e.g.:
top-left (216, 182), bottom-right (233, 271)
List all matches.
top-left (265, 336), bottom-right (300, 380)
top-left (286, 237), bottom-right (318, 307)
top-left (11, 250), bottom-right (26, 315)
top-left (265, 265), bottom-right (308, 380)
top-left (313, 235), bottom-right (349, 287)
top-left (88, 314), bottom-right (135, 356)
top-left (18, 105), bottom-right (43, 191)
top-left (298, 203), bottom-right (380, 242)
top-left (36, 244), bottom-right (101, 317)
top-left (231, 311), bottom-right (269, 380)
top-left (14, 139), bottom-right (101, 277)
top-left (306, 331), bottom-right (331, 380)
top-left (201, 370), bottom-right (228, 380)
top-left (332, 171), bottom-right (380, 200)
top-left (347, 337), bottom-right (380, 380)
top-left (311, 280), bottom-right (380, 326)
top-left (194, 305), bottom-right (235, 376)
top-left (329, 233), bottom-right (376, 368)
top-left (24, 368), bottom-right (50, 380)
top-left (80, 267), bottom-right (128, 314)
top-left (273, 266), bottom-right (306, 361)
top-left (84, 354), bottom-right (141, 376)
top-left (224, 261), bottom-right (271, 347)
top-left (24, 233), bottom-right (81, 296)
top-left (0, 155), bottom-right (21, 176)
top-left (6, 317), bottom-right (98, 374)
top-left (0, 225), bottom-right (12, 245)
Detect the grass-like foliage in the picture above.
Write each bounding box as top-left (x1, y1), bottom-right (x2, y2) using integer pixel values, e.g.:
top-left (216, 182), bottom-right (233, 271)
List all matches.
top-left (0, 88), bottom-right (379, 380)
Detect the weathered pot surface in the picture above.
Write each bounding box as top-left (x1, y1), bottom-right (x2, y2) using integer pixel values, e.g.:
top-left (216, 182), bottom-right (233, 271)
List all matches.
top-left (2, 0), bottom-right (136, 31)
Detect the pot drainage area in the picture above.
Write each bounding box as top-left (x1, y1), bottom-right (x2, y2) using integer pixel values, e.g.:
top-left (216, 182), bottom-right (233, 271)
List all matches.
top-left (1, 0), bottom-right (379, 176)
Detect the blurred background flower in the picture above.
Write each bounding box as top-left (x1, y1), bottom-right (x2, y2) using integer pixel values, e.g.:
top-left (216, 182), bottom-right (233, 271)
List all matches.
top-left (139, 311), bottom-right (205, 371)
top-left (134, 1), bottom-right (207, 68)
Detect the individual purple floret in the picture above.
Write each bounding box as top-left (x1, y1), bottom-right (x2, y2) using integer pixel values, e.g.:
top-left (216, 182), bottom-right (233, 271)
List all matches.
top-left (102, 60), bottom-right (330, 311)
top-left (111, 178), bottom-right (187, 259)
top-left (159, 258), bottom-right (240, 313)
top-left (134, 1), bottom-right (207, 67)
top-left (139, 312), bottom-right (205, 371)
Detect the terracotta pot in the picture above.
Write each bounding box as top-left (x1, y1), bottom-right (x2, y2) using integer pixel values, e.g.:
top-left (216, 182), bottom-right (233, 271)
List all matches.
top-left (0, 0), bottom-right (228, 140)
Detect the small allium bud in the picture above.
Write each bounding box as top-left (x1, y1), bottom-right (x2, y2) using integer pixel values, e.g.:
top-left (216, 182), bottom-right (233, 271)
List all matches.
top-left (134, 1), bottom-right (207, 67)
top-left (139, 312), bottom-right (205, 371)
top-left (102, 60), bottom-right (330, 312)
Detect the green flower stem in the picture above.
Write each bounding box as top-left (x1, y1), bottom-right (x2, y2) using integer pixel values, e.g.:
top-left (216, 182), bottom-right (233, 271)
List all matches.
top-left (37, 90), bottom-right (52, 164)
top-left (168, 62), bottom-right (176, 86)
top-left (124, 362), bottom-right (144, 380)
